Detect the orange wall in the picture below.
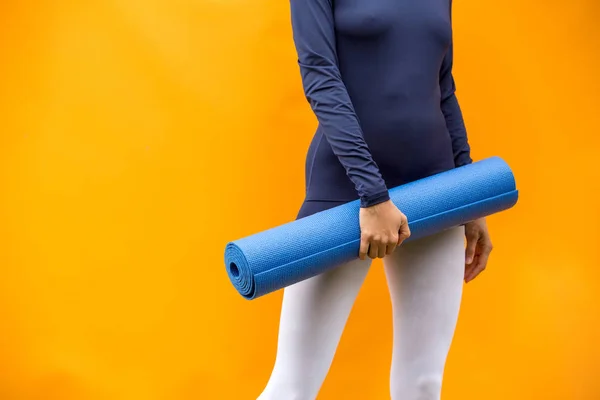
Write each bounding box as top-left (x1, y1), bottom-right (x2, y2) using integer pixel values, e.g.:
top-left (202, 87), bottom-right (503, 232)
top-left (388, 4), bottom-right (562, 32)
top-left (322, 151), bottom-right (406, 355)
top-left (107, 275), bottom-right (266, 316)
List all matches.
top-left (1, 1), bottom-right (599, 399)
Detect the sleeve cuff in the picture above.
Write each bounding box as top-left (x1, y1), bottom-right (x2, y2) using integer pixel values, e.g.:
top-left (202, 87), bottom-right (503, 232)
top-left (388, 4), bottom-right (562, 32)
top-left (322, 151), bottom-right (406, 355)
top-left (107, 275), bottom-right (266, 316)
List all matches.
top-left (360, 189), bottom-right (390, 208)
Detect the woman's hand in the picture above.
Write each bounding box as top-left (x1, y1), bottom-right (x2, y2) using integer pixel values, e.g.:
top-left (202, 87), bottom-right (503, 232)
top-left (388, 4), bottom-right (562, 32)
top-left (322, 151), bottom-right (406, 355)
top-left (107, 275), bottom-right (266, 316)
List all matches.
top-left (464, 217), bottom-right (493, 283)
top-left (359, 200), bottom-right (410, 260)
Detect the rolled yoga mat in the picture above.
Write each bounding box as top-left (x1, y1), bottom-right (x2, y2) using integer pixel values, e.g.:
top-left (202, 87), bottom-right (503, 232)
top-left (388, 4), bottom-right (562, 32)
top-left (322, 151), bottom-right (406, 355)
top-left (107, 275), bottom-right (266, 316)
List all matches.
top-left (225, 156), bottom-right (518, 300)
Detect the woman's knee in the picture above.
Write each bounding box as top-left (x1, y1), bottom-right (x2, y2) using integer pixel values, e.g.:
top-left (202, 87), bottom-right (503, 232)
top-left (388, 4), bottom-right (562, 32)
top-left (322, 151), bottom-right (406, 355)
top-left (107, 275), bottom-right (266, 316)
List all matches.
top-left (416, 374), bottom-right (443, 399)
top-left (391, 373), bottom-right (443, 400)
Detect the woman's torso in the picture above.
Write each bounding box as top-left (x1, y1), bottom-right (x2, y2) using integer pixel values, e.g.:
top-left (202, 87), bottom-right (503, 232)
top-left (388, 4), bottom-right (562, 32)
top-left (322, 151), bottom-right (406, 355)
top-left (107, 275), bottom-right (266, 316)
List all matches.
top-left (304, 0), bottom-right (457, 203)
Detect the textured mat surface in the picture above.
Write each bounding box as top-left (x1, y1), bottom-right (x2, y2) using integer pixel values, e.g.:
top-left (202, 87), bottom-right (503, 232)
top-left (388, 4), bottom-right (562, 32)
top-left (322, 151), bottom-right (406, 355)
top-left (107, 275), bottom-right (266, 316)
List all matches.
top-left (225, 157), bottom-right (518, 299)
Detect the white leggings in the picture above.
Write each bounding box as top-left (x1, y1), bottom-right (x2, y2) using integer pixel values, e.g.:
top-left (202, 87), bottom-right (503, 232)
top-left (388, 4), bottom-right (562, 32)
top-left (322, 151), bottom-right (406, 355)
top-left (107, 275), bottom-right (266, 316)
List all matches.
top-left (257, 226), bottom-right (465, 400)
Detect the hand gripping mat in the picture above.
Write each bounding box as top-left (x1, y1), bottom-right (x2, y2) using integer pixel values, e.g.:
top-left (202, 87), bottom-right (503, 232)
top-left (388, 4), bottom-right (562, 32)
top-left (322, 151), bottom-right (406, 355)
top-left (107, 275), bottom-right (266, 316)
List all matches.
top-left (225, 157), bottom-right (518, 299)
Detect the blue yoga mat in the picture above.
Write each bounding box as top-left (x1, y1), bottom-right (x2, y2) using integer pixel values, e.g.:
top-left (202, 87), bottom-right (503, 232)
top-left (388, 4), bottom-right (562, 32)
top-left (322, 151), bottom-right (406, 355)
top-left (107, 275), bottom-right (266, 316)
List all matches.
top-left (225, 156), bottom-right (518, 300)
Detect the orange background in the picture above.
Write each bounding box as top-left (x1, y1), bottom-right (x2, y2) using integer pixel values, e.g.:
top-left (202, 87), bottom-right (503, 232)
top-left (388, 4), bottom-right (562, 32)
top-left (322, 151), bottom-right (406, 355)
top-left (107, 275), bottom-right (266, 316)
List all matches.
top-left (1, 1), bottom-right (599, 399)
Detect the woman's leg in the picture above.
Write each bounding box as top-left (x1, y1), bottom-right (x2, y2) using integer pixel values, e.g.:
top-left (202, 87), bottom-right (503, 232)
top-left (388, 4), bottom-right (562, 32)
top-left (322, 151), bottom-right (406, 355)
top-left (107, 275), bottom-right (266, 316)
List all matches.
top-left (257, 257), bottom-right (372, 400)
top-left (383, 226), bottom-right (465, 400)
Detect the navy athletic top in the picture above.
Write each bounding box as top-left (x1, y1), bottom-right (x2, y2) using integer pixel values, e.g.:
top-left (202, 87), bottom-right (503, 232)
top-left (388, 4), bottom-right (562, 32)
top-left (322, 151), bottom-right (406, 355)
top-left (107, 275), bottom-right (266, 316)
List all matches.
top-left (290, 0), bottom-right (472, 215)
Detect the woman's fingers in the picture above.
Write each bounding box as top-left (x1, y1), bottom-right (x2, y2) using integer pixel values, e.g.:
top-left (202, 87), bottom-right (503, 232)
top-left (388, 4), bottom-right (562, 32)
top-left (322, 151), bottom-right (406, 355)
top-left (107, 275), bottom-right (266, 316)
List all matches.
top-left (358, 201), bottom-right (411, 260)
top-left (386, 234), bottom-right (398, 255)
top-left (377, 241), bottom-right (386, 258)
top-left (359, 234), bottom-right (370, 260)
top-left (465, 241), bottom-right (493, 283)
top-left (368, 240), bottom-right (379, 259)
top-left (361, 233), bottom-right (390, 259)
top-left (465, 258), bottom-right (484, 282)
top-left (463, 218), bottom-right (493, 283)
top-left (464, 254), bottom-right (478, 280)
top-left (360, 218), bottom-right (412, 261)
top-left (465, 230), bottom-right (479, 265)
top-left (398, 217), bottom-right (411, 246)
top-left (365, 236), bottom-right (391, 259)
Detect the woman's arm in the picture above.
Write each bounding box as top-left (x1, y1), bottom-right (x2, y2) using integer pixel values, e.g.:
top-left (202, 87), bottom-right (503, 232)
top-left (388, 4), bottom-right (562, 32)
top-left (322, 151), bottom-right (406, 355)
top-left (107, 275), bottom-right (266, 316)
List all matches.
top-left (440, 1), bottom-right (472, 167)
top-left (441, 3), bottom-right (493, 284)
top-left (290, 0), bottom-right (389, 208)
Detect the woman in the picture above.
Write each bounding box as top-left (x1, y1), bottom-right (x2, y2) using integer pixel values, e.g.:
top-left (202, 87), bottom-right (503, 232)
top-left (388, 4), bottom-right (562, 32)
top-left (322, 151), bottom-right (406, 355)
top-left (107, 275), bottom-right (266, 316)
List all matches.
top-left (258, 0), bottom-right (493, 399)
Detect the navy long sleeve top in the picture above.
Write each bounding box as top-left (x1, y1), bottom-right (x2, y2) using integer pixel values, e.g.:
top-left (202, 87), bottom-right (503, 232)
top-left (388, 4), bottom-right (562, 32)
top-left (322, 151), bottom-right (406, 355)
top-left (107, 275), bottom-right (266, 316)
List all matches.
top-left (290, 0), bottom-right (472, 210)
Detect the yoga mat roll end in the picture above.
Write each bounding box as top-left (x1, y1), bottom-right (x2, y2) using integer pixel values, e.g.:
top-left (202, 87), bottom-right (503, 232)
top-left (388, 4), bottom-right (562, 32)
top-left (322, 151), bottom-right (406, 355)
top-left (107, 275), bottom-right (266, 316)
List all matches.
top-left (224, 243), bottom-right (256, 300)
